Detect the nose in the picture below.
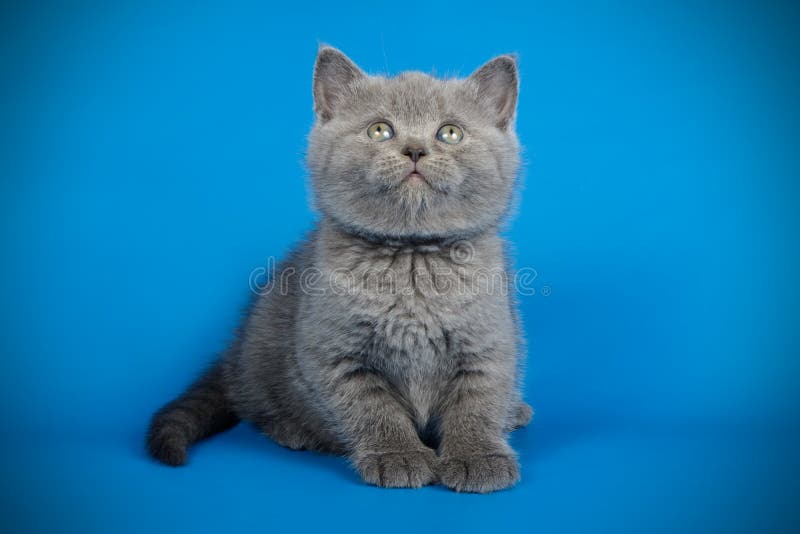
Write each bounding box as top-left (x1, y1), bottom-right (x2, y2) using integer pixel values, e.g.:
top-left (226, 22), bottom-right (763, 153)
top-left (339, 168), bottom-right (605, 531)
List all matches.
top-left (402, 145), bottom-right (427, 163)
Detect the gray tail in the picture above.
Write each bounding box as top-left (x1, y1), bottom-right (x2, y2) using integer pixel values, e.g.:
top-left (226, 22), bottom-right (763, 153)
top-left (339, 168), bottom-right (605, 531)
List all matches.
top-left (147, 362), bottom-right (239, 466)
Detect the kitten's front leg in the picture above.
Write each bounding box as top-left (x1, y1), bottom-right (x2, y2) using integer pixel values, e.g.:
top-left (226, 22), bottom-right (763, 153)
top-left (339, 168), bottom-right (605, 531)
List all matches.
top-left (327, 361), bottom-right (437, 488)
top-left (437, 355), bottom-right (520, 493)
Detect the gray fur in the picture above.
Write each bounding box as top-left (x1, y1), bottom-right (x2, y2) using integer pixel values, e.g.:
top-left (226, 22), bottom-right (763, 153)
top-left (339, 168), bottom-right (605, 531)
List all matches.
top-left (147, 47), bottom-right (531, 493)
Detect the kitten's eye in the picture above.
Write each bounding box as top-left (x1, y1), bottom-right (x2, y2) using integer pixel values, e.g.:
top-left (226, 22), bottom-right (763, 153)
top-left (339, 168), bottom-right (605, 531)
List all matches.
top-left (436, 124), bottom-right (463, 144)
top-left (367, 122), bottom-right (394, 142)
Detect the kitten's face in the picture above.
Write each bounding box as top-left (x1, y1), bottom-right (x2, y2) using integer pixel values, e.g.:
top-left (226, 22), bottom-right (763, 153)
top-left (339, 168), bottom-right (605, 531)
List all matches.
top-left (308, 48), bottom-right (520, 240)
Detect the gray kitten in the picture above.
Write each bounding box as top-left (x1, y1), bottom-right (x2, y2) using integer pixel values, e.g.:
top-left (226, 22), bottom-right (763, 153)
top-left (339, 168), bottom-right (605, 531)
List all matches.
top-left (147, 47), bottom-right (532, 493)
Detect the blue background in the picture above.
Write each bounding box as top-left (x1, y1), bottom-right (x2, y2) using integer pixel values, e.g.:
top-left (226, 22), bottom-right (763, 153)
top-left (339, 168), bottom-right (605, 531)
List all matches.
top-left (1, 1), bottom-right (798, 531)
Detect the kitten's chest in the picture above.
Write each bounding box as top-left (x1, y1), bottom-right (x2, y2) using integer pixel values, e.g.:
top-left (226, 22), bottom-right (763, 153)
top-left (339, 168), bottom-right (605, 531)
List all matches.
top-left (338, 250), bottom-right (475, 416)
top-left (367, 293), bottom-right (453, 422)
top-left (342, 248), bottom-right (474, 350)
top-left (316, 233), bottom-right (507, 420)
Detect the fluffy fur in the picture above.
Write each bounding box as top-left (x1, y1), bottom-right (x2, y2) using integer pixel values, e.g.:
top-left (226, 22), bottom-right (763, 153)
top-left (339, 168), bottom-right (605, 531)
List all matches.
top-left (147, 47), bottom-right (532, 493)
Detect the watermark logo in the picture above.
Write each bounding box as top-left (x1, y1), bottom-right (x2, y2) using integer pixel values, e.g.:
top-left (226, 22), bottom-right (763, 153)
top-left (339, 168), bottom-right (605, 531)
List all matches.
top-left (248, 242), bottom-right (551, 298)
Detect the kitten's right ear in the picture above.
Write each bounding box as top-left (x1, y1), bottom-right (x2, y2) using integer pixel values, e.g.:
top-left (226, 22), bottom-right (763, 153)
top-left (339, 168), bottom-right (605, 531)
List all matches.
top-left (313, 47), bottom-right (365, 121)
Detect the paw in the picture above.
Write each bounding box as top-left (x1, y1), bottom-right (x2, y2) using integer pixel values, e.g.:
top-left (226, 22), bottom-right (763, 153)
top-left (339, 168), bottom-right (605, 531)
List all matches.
top-left (355, 449), bottom-right (437, 488)
top-left (509, 402), bottom-right (534, 430)
top-left (438, 452), bottom-right (520, 493)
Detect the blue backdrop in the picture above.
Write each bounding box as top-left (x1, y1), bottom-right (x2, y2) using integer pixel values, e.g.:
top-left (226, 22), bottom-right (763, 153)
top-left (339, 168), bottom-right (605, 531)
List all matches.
top-left (1, 1), bottom-right (798, 532)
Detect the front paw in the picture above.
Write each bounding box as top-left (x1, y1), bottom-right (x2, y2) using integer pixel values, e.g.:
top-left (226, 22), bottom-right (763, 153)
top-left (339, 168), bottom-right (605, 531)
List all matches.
top-left (355, 449), bottom-right (437, 488)
top-left (438, 451), bottom-right (520, 493)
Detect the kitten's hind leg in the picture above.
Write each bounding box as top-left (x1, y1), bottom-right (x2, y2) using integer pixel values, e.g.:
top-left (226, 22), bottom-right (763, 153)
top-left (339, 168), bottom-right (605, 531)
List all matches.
top-left (506, 401), bottom-right (533, 431)
top-left (258, 414), bottom-right (344, 455)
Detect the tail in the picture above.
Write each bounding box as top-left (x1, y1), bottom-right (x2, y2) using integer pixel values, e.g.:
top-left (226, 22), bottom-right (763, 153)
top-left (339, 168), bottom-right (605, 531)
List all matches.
top-left (147, 361), bottom-right (239, 466)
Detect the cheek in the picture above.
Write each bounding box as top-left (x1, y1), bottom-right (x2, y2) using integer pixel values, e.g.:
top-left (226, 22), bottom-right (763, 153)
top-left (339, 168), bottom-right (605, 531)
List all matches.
top-left (327, 137), bottom-right (375, 179)
top-left (452, 146), bottom-right (498, 180)
top-left (424, 154), bottom-right (465, 186)
top-left (447, 144), bottom-right (513, 203)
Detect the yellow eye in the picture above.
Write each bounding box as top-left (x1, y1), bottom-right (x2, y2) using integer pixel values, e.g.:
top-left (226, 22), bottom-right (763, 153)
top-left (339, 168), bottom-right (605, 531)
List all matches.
top-left (436, 124), bottom-right (463, 144)
top-left (367, 122), bottom-right (394, 141)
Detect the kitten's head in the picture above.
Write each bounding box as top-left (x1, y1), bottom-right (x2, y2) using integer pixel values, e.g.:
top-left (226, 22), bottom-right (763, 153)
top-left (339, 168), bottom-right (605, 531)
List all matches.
top-left (307, 47), bottom-right (520, 241)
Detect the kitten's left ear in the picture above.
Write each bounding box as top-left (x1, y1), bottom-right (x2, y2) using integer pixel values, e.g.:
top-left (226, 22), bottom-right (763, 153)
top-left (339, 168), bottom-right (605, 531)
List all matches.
top-left (313, 46), bottom-right (366, 121)
top-left (468, 55), bottom-right (519, 130)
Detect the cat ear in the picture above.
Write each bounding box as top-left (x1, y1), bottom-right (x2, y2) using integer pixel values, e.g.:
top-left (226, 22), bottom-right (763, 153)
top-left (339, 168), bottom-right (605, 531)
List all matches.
top-left (313, 46), bottom-right (365, 121)
top-left (468, 55), bottom-right (519, 130)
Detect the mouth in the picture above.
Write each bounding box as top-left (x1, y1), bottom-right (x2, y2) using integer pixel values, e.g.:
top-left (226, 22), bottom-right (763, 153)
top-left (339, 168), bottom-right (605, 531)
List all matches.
top-left (403, 171), bottom-right (430, 186)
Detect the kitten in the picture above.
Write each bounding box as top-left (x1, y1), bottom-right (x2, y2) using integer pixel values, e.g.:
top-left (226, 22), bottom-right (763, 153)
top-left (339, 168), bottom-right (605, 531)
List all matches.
top-left (147, 47), bottom-right (532, 493)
